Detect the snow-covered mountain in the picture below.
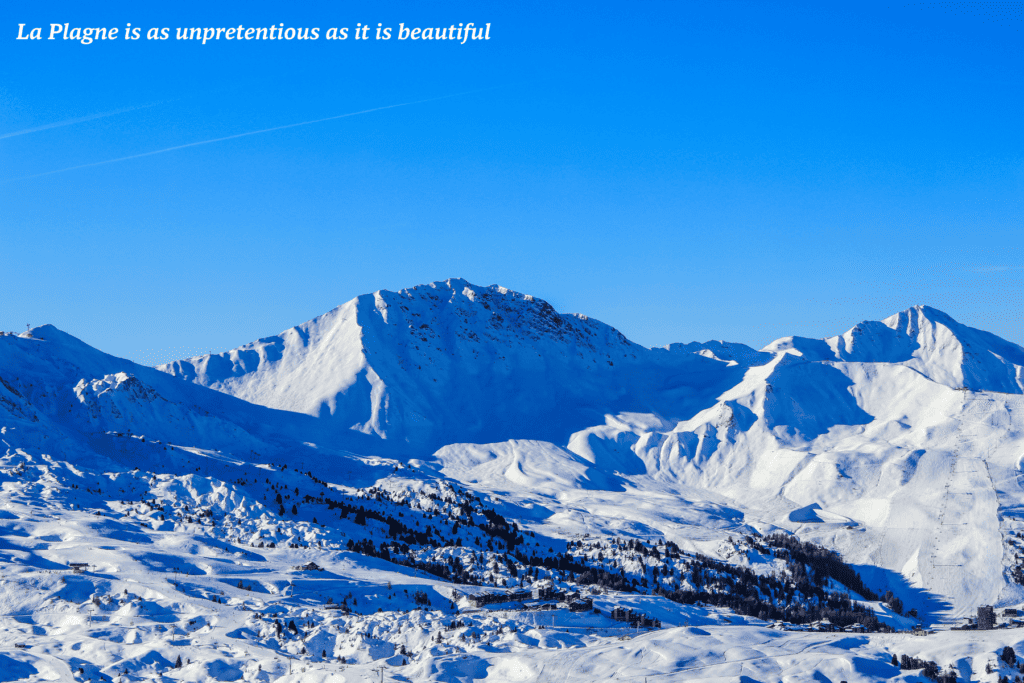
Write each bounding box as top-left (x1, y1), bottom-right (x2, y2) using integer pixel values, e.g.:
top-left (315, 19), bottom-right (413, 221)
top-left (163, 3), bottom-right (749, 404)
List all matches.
top-left (157, 279), bottom-right (745, 452)
top-left (7, 281), bottom-right (1024, 682)
top-left (765, 305), bottom-right (1024, 393)
top-left (160, 283), bottom-right (1024, 457)
top-left (153, 282), bottom-right (1024, 616)
top-left (155, 282), bottom-right (1024, 606)
top-left (0, 324), bottom-right (382, 461)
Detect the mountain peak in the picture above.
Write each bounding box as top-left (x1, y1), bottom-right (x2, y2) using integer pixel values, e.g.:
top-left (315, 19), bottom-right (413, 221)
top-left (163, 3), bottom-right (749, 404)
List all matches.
top-left (883, 304), bottom-right (959, 331)
top-left (834, 306), bottom-right (1024, 392)
top-left (158, 280), bottom-right (740, 452)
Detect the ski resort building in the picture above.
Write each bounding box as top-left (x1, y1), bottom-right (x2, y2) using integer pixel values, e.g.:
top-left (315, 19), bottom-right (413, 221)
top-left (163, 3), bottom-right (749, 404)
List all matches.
top-left (568, 596), bottom-right (594, 612)
top-left (609, 607), bottom-right (661, 628)
top-left (978, 605), bottom-right (996, 630)
top-left (531, 586), bottom-right (555, 601)
top-left (465, 589), bottom-right (534, 608)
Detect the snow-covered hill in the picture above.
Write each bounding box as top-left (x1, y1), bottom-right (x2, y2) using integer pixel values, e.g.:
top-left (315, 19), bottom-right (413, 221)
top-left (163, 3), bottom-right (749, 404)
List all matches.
top-left (7, 282), bottom-right (1024, 682)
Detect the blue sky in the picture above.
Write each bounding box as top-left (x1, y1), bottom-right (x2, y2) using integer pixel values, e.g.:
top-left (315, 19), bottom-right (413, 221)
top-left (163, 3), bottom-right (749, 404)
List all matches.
top-left (2, 0), bottom-right (1021, 363)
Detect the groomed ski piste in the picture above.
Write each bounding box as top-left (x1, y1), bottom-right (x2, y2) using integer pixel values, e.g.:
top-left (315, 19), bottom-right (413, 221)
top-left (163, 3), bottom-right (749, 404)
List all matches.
top-left (5, 278), bottom-right (1024, 682)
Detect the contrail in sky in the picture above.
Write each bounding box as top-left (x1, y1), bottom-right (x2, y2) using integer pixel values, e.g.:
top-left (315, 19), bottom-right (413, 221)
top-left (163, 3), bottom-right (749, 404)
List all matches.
top-left (0, 104), bottom-right (159, 141)
top-left (5, 90), bottom-right (484, 183)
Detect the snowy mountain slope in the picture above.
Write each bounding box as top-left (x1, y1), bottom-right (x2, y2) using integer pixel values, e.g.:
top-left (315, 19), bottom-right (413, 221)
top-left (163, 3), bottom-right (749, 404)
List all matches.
top-left (4, 400), bottom-right (917, 683)
top-left (0, 326), bottom-right (380, 460)
top-left (485, 362), bottom-right (1024, 620)
top-left (765, 305), bottom-right (1024, 393)
top-left (1, 413), bottom-right (1017, 683)
top-left (660, 339), bottom-right (773, 367)
top-left (0, 395), bottom-right (988, 683)
top-left (521, 359), bottom-right (1012, 608)
top-left (158, 279), bottom-right (746, 452)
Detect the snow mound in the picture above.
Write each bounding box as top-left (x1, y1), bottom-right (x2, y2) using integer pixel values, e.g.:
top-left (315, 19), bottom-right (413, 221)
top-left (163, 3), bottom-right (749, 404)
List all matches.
top-left (434, 440), bottom-right (623, 493)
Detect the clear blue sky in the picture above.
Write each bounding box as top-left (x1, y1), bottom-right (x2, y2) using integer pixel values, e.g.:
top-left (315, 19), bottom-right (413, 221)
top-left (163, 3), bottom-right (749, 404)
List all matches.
top-left (2, 0), bottom-right (1021, 364)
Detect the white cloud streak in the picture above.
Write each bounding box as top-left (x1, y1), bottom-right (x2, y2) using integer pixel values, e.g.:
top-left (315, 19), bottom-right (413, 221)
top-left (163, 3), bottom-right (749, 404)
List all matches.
top-left (4, 90), bottom-right (482, 183)
top-left (0, 104), bottom-right (159, 141)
